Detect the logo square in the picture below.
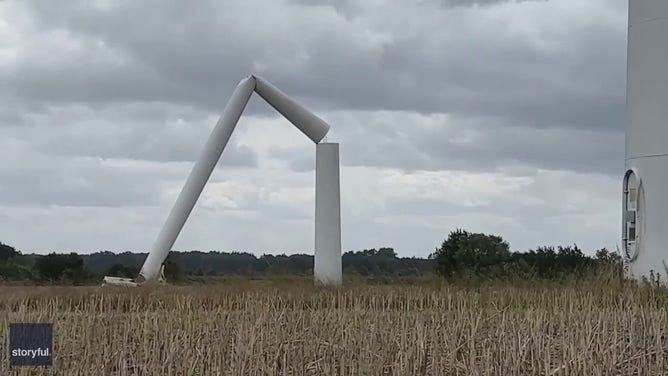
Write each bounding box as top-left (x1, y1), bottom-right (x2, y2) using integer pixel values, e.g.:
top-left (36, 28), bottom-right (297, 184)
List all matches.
top-left (9, 323), bottom-right (53, 367)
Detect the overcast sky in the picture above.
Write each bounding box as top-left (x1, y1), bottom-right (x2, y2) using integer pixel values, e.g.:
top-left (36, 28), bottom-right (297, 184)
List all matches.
top-left (0, 0), bottom-right (627, 257)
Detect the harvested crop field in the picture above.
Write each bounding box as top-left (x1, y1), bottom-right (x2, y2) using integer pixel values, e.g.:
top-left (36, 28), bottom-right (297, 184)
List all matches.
top-left (0, 276), bottom-right (666, 375)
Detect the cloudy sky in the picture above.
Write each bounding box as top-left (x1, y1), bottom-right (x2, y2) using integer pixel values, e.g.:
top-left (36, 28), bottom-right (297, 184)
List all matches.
top-left (0, 0), bottom-right (627, 257)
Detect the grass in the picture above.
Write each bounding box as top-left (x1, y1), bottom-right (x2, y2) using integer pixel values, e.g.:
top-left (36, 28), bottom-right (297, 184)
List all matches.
top-left (0, 275), bottom-right (666, 375)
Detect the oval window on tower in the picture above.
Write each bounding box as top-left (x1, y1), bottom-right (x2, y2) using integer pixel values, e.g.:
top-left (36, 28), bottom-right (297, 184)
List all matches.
top-left (623, 169), bottom-right (642, 261)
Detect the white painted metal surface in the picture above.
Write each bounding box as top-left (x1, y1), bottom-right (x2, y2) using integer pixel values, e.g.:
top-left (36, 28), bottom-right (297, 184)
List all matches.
top-left (254, 76), bottom-right (330, 143)
top-left (139, 76), bottom-right (255, 281)
top-left (314, 143), bottom-right (342, 286)
top-left (102, 276), bottom-right (139, 287)
top-left (624, 0), bottom-right (668, 281)
top-left (135, 75), bottom-right (341, 286)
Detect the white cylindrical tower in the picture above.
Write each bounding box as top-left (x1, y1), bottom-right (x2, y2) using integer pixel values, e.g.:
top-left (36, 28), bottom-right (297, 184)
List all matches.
top-left (624, 0), bottom-right (668, 282)
top-left (314, 143), bottom-right (342, 286)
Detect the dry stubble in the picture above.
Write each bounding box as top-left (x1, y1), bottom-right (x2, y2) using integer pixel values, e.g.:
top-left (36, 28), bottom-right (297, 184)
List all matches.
top-left (0, 276), bottom-right (666, 375)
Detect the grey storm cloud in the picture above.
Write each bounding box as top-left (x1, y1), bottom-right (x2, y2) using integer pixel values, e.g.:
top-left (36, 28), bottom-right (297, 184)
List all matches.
top-left (0, 154), bottom-right (169, 207)
top-left (279, 111), bottom-right (624, 176)
top-left (9, 0), bottom-right (626, 132)
top-left (3, 102), bottom-right (259, 165)
top-left (436, 0), bottom-right (547, 7)
top-left (361, 116), bottom-right (623, 175)
top-left (14, 0), bottom-right (620, 178)
top-left (46, 116), bottom-right (257, 166)
top-left (2, 0), bottom-right (629, 177)
top-left (291, 0), bottom-right (544, 11)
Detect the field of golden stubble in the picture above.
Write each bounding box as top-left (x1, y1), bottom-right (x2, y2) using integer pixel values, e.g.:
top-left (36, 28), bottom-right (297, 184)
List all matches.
top-left (0, 275), bottom-right (666, 375)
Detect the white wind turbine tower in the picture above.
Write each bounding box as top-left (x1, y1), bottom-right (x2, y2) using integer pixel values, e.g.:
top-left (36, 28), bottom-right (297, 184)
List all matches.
top-left (623, 0), bottom-right (668, 282)
top-left (103, 75), bottom-right (342, 287)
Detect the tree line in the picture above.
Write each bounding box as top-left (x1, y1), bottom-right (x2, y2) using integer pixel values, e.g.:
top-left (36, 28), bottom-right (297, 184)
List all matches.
top-left (0, 229), bottom-right (622, 284)
top-left (430, 229), bottom-right (622, 280)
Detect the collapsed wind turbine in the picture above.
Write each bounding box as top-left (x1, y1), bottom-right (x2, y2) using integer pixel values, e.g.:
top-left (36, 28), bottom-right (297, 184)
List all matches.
top-left (103, 75), bottom-right (342, 287)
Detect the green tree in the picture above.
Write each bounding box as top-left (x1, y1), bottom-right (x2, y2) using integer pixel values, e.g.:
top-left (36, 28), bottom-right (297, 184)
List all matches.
top-left (595, 248), bottom-right (622, 265)
top-left (432, 229), bottom-right (511, 279)
top-left (0, 242), bottom-right (20, 263)
top-left (33, 253), bottom-right (88, 283)
top-left (0, 242), bottom-right (30, 281)
top-left (163, 253), bottom-right (182, 281)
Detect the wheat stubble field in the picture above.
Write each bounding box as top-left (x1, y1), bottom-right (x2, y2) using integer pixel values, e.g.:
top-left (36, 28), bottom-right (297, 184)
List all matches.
top-left (0, 276), bottom-right (666, 375)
